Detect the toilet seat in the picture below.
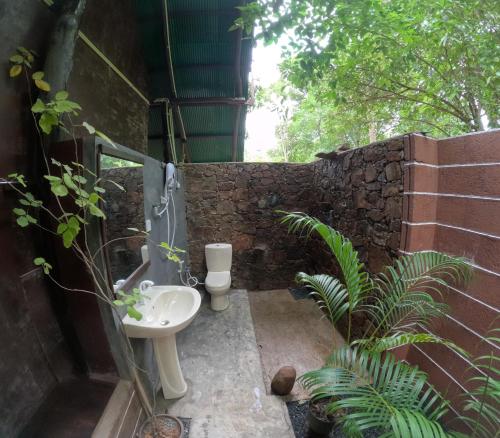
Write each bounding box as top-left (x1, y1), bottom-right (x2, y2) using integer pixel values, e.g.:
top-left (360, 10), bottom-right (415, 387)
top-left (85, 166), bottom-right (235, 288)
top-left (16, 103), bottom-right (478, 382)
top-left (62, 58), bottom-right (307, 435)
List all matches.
top-left (205, 271), bottom-right (231, 292)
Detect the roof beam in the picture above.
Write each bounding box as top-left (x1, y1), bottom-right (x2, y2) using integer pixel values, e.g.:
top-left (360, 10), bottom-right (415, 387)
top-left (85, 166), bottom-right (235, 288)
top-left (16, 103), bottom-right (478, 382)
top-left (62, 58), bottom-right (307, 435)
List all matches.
top-left (169, 8), bottom-right (239, 17)
top-left (172, 97), bottom-right (249, 106)
top-left (174, 63), bottom-right (233, 70)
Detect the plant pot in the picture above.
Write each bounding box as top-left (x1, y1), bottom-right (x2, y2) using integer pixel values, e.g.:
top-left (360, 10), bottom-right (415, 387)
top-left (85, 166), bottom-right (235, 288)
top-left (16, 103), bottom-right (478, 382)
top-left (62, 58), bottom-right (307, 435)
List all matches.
top-left (307, 399), bottom-right (336, 436)
top-left (138, 414), bottom-right (184, 438)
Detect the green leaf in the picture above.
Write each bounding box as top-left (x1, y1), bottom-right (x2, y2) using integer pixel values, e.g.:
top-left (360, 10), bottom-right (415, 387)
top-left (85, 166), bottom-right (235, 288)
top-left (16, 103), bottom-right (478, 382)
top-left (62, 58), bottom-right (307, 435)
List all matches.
top-left (42, 263), bottom-right (52, 274)
top-left (13, 208), bottom-right (26, 216)
top-left (16, 216), bottom-right (29, 227)
top-left (57, 223), bottom-right (68, 235)
top-left (51, 158), bottom-right (62, 166)
top-left (19, 199), bottom-right (30, 206)
top-left (34, 257), bottom-right (46, 266)
top-left (34, 78), bottom-right (51, 92)
top-left (88, 192), bottom-right (100, 204)
top-left (107, 180), bottom-right (125, 191)
top-left (44, 175), bottom-right (62, 182)
top-left (75, 215), bottom-right (88, 224)
top-left (26, 215), bottom-right (37, 224)
top-left (63, 173), bottom-right (78, 191)
top-left (53, 100), bottom-right (82, 114)
top-left (89, 203), bottom-right (105, 218)
top-left (73, 175), bottom-right (87, 184)
top-left (62, 229), bottom-right (74, 248)
top-left (95, 130), bottom-right (116, 148)
top-left (82, 121), bottom-right (95, 134)
top-left (113, 299), bottom-right (124, 306)
top-left (55, 90), bottom-right (68, 100)
top-left (32, 71), bottom-right (44, 80)
top-left (39, 111), bottom-right (58, 134)
top-left (67, 216), bottom-right (80, 232)
top-left (75, 198), bottom-right (88, 208)
top-left (31, 99), bottom-right (46, 113)
top-left (10, 54), bottom-right (24, 64)
top-left (9, 65), bottom-right (22, 77)
top-left (50, 183), bottom-right (68, 197)
top-left (127, 306), bottom-right (143, 321)
top-left (93, 186), bottom-right (105, 193)
top-left (63, 164), bottom-right (72, 175)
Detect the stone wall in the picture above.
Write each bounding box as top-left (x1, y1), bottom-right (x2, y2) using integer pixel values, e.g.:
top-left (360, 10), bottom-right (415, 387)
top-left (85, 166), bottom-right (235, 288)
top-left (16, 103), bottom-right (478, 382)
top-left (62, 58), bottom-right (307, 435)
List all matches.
top-left (184, 163), bottom-right (314, 290)
top-left (311, 136), bottom-right (405, 275)
top-left (101, 167), bottom-right (145, 282)
top-left (183, 136), bottom-right (406, 293)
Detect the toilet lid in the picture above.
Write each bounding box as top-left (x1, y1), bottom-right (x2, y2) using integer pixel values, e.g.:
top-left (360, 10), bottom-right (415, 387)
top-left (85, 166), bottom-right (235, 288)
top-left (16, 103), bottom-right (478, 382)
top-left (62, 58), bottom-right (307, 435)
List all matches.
top-left (205, 271), bottom-right (231, 289)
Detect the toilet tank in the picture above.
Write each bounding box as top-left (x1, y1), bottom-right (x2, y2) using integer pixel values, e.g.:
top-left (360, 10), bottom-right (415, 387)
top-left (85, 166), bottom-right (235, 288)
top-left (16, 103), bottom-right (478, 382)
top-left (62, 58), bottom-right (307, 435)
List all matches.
top-left (205, 243), bottom-right (232, 272)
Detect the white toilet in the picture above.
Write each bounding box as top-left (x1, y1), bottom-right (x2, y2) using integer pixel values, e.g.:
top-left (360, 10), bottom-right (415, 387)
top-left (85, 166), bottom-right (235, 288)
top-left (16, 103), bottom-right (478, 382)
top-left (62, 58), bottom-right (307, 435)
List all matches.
top-left (205, 243), bottom-right (232, 311)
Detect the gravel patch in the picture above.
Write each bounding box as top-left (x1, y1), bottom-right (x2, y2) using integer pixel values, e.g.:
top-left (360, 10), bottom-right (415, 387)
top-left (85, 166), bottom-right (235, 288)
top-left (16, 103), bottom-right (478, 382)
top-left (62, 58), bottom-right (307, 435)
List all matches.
top-left (286, 400), bottom-right (380, 438)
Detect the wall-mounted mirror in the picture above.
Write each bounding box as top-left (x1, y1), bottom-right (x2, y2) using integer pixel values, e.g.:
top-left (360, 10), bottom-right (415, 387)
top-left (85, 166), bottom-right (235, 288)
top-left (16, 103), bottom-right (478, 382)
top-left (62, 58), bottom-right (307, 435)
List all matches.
top-left (99, 153), bottom-right (145, 287)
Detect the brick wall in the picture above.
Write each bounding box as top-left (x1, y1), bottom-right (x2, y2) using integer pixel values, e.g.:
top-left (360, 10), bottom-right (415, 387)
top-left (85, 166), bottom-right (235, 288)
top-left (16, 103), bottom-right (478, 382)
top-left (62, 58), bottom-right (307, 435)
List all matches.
top-left (400, 130), bottom-right (500, 419)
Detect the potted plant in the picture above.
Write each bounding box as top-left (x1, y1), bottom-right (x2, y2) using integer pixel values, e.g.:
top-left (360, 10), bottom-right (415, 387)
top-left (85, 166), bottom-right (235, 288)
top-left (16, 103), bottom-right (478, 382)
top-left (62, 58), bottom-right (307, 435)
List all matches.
top-left (307, 396), bottom-right (343, 436)
top-left (280, 211), bottom-right (472, 437)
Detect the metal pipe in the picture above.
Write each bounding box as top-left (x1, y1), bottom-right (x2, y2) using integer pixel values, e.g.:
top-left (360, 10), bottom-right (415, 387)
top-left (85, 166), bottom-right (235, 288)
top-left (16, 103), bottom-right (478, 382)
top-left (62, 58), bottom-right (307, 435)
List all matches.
top-left (231, 8), bottom-right (244, 162)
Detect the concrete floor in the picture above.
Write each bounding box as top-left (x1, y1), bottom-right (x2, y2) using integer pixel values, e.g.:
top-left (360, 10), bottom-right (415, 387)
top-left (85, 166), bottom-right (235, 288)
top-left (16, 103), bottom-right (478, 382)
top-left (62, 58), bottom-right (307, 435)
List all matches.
top-left (249, 289), bottom-right (344, 400)
top-left (157, 289), bottom-right (295, 438)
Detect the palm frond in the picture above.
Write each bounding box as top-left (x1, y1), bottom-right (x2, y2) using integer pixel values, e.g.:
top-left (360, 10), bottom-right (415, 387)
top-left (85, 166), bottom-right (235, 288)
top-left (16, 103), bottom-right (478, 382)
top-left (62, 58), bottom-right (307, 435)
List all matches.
top-left (300, 346), bottom-right (450, 437)
top-left (296, 273), bottom-right (349, 325)
top-left (279, 212), bottom-right (372, 341)
top-left (366, 251), bottom-right (472, 339)
top-left (353, 332), bottom-right (468, 357)
top-left (453, 328), bottom-right (500, 438)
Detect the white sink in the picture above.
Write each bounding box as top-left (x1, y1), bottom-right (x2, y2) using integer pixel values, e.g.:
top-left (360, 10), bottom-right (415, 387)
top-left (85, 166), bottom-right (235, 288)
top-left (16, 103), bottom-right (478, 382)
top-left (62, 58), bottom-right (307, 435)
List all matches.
top-left (122, 285), bottom-right (201, 399)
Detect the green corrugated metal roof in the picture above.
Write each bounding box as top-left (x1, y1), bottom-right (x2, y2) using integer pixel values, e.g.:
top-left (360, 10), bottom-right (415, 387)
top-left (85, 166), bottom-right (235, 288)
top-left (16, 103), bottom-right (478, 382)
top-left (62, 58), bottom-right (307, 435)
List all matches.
top-left (135, 0), bottom-right (252, 163)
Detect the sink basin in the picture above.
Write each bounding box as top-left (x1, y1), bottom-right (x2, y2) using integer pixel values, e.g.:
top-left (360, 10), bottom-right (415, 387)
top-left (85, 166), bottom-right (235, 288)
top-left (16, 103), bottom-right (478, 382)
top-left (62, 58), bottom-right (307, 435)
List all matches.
top-left (122, 285), bottom-right (201, 399)
top-left (123, 285), bottom-right (201, 338)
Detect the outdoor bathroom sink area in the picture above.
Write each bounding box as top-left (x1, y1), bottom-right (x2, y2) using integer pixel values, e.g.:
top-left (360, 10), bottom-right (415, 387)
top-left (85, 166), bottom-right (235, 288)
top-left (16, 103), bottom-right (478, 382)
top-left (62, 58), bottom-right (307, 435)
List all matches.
top-left (1, 1), bottom-right (499, 438)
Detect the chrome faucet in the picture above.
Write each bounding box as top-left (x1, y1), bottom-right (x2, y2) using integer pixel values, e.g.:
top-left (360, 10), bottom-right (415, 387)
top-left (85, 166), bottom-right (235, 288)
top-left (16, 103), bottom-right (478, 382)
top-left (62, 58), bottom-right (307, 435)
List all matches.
top-left (139, 280), bottom-right (155, 293)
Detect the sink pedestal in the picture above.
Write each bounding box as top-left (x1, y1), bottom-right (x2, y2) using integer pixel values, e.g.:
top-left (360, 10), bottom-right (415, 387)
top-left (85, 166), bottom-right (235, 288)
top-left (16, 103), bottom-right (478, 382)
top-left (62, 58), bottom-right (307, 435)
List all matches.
top-left (153, 335), bottom-right (188, 399)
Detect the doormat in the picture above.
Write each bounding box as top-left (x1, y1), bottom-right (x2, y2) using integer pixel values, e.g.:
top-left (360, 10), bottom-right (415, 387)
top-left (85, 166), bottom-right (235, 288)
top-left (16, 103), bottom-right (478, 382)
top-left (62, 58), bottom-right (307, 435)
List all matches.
top-left (286, 400), bottom-right (380, 438)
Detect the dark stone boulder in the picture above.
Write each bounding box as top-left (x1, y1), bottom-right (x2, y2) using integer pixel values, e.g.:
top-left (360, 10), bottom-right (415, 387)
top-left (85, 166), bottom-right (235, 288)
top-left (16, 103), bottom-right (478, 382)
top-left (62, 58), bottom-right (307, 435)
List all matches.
top-left (271, 366), bottom-right (296, 395)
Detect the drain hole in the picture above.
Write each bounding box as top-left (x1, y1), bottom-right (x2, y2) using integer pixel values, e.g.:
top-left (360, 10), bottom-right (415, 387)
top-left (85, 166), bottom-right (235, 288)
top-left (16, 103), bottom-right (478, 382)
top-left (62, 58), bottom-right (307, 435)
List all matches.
top-left (160, 320), bottom-right (170, 326)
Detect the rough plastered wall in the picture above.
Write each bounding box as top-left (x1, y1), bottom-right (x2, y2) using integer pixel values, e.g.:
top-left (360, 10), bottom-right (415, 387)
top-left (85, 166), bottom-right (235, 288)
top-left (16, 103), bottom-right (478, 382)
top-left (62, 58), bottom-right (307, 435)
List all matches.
top-left (0, 3), bottom-right (75, 436)
top-left (183, 163), bottom-right (314, 290)
top-left (400, 130), bottom-right (500, 419)
top-left (67, 0), bottom-right (149, 152)
top-left (101, 167), bottom-right (145, 281)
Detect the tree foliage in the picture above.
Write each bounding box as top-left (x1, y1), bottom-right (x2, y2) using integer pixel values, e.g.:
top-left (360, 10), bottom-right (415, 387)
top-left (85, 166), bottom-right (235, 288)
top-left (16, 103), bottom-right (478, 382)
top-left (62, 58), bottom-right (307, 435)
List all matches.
top-left (239, 0), bottom-right (500, 161)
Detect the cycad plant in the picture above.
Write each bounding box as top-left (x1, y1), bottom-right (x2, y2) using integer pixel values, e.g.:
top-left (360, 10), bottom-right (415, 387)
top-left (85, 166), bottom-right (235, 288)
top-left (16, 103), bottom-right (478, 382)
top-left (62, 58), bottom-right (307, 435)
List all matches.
top-left (280, 211), bottom-right (473, 437)
top-left (450, 328), bottom-right (500, 438)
